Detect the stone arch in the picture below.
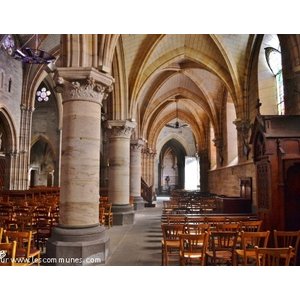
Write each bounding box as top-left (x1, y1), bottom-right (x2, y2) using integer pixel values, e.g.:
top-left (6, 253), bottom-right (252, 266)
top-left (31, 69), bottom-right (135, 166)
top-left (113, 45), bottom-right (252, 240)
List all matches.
top-left (0, 106), bottom-right (18, 152)
top-left (158, 138), bottom-right (187, 194)
top-left (29, 136), bottom-right (56, 187)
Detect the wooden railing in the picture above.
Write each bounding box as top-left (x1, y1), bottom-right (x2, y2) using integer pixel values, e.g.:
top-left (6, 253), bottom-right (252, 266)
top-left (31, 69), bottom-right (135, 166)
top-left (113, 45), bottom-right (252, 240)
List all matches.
top-left (141, 177), bottom-right (155, 207)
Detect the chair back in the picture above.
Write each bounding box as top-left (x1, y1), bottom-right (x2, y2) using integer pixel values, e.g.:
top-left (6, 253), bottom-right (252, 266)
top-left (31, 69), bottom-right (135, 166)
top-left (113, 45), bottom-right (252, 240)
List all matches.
top-left (186, 223), bottom-right (210, 234)
top-left (0, 227), bottom-right (3, 242)
top-left (239, 220), bottom-right (263, 232)
top-left (5, 230), bottom-right (33, 259)
top-left (162, 224), bottom-right (185, 242)
top-left (255, 246), bottom-right (293, 266)
top-left (216, 223), bottom-right (240, 232)
top-left (0, 241), bottom-right (17, 266)
top-left (210, 231), bottom-right (238, 252)
top-left (179, 232), bottom-right (209, 265)
top-left (167, 215), bottom-right (186, 225)
top-left (274, 230), bottom-right (300, 265)
top-left (241, 230), bottom-right (270, 249)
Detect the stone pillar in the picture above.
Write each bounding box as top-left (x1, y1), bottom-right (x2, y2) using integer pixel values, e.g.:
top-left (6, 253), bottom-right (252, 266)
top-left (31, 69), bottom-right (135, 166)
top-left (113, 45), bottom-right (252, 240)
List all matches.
top-left (46, 67), bottom-right (114, 265)
top-left (107, 120), bottom-right (136, 225)
top-left (130, 139), bottom-right (145, 210)
top-left (148, 150), bottom-right (156, 187)
top-left (199, 149), bottom-right (209, 193)
top-left (142, 148), bottom-right (146, 180)
top-left (15, 104), bottom-right (33, 189)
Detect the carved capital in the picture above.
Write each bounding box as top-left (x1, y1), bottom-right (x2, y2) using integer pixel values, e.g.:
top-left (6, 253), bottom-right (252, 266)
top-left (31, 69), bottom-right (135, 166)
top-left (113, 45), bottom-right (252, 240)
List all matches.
top-left (54, 67), bottom-right (114, 106)
top-left (233, 119), bottom-right (251, 136)
top-left (106, 120), bottom-right (136, 139)
top-left (130, 139), bottom-right (144, 152)
top-left (212, 138), bottom-right (223, 149)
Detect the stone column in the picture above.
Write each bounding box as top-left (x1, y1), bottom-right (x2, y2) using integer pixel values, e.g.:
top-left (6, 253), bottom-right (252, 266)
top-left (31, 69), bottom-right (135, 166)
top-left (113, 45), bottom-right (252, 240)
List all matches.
top-left (107, 120), bottom-right (136, 225)
top-left (149, 151), bottom-right (156, 187)
top-left (142, 148), bottom-right (146, 180)
top-left (199, 149), bottom-right (209, 193)
top-left (15, 104), bottom-right (33, 189)
top-left (46, 67), bottom-right (114, 265)
top-left (130, 139), bottom-right (145, 210)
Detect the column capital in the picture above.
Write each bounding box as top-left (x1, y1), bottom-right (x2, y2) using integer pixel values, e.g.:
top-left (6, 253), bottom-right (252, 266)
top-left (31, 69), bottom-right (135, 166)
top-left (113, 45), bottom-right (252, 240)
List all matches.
top-left (233, 118), bottom-right (251, 158)
top-left (130, 139), bottom-right (144, 151)
top-left (106, 120), bottom-right (136, 139)
top-left (212, 137), bottom-right (223, 149)
top-left (54, 67), bottom-right (114, 105)
top-left (233, 118), bottom-right (251, 134)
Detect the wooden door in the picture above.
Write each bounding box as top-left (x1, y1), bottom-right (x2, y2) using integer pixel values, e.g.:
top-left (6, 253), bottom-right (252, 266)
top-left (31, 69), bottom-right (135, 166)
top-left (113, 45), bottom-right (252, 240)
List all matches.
top-left (285, 163), bottom-right (300, 230)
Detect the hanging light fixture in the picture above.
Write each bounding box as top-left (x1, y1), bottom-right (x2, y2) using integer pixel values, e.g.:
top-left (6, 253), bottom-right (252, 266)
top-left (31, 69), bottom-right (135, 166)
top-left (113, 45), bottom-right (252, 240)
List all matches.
top-left (165, 99), bottom-right (189, 129)
top-left (1, 34), bottom-right (56, 64)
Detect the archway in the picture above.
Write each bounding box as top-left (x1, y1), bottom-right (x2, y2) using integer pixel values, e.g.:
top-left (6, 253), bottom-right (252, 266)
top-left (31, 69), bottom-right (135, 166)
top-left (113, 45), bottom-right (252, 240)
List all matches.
top-left (158, 139), bottom-right (187, 195)
top-left (29, 138), bottom-right (55, 187)
top-left (0, 109), bottom-right (16, 190)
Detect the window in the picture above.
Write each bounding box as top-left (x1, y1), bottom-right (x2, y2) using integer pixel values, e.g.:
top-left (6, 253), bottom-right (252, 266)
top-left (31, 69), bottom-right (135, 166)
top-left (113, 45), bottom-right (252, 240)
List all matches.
top-left (36, 87), bottom-right (51, 102)
top-left (265, 47), bottom-right (285, 115)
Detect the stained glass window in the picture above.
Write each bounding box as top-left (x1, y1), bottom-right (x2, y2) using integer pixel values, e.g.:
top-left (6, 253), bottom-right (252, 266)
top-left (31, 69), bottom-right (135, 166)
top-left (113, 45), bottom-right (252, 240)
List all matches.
top-left (265, 47), bottom-right (285, 115)
top-left (1, 35), bottom-right (15, 56)
top-left (36, 87), bottom-right (51, 102)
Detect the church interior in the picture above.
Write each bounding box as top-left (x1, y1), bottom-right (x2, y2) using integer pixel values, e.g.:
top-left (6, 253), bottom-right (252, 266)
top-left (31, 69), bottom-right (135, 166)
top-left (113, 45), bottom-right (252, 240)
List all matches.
top-left (1, 33), bottom-right (300, 269)
top-left (2, 0), bottom-right (300, 296)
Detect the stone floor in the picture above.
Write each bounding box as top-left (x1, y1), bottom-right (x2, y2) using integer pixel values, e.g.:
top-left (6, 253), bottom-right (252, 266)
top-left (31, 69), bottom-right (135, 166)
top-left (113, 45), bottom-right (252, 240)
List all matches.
top-left (105, 197), bottom-right (168, 266)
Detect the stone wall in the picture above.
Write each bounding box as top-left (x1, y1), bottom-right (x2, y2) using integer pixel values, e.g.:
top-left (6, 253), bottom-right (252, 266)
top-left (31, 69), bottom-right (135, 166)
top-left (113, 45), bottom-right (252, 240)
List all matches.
top-left (208, 161), bottom-right (257, 211)
top-left (0, 51), bottom-right (23, 141)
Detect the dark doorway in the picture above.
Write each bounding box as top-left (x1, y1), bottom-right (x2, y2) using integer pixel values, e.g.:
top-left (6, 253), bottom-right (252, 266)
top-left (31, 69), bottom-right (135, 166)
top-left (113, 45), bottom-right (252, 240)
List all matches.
top-left (285, 163), bottom-right (300, 230)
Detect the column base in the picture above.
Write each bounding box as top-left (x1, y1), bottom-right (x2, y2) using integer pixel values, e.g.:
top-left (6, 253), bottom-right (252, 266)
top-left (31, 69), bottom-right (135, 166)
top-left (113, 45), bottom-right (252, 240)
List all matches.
top-left (133, 196), bottom-right (146, 210)
top-left (112, 204), bottom-right (135, 225)
top-left (45, 225), bottom-right (109, 266)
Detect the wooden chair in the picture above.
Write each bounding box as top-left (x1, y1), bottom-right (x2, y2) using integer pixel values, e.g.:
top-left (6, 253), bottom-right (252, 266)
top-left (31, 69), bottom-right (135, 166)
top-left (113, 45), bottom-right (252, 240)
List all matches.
top-left (205, 216), bottom-right (227, 231)
top-left (179, 232), bottom-right (209, 266)
top-left (206, 231), bottom-right (238, 265)
top-left (0, 241), bottom-right (17, 266)
top-left (234, 231), bottom-right (270, 266)
top-left (35, 216), bottom-right (53, 251)
top-left (186, 223), bottom-right (210, 235)
top-left (167, 215), bottom-right (186, 225)
top-left (4, 230), bottom-right (41, 266)
top-left (239, 220), bottom-right (263, 232)
top-left (161, 224), bottom-right (185, 266)
top-left (185, 216), bottom-right (206, 225)
top-left (0, 227), bottom-right (3, 243)
top-left (255, 246), bottom-right (293, 266)
top-left (216, 223), bottom-right (241, 232)
top-left (273, 230), bottom-right (300, 266)
top-left (103, 203), bottom-right (113, 228)
top-left (99, 206), bottom-right (105, 226)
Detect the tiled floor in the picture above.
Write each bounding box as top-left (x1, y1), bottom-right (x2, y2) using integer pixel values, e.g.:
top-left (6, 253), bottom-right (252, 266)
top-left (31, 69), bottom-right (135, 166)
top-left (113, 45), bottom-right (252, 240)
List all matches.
top-left (105, 199), bottom-right (166, 266)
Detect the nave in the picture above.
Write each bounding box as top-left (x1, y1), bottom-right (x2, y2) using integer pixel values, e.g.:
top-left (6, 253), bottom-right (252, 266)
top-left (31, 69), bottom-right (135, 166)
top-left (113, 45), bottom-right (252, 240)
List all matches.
top-left (106, 199), bottom-right (164, 266)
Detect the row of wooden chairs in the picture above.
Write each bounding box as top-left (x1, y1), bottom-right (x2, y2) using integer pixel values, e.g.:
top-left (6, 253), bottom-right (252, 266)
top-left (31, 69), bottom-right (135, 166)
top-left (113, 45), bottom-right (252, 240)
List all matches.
top-left (161, 223), bottom-right (300, 266)
top-left (164, 216), bottom-right (263, 232)
top-left (99, 203), bottom-right (113, 228)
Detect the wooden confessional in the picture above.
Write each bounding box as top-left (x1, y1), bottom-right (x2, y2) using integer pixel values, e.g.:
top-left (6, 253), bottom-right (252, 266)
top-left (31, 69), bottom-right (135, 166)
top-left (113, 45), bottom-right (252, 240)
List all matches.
top-left (250, 115), bottom-right (300, 230)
